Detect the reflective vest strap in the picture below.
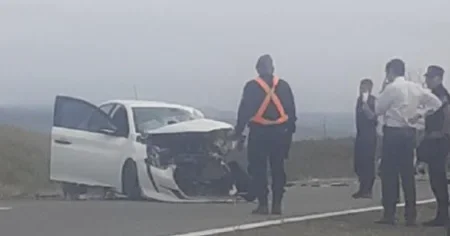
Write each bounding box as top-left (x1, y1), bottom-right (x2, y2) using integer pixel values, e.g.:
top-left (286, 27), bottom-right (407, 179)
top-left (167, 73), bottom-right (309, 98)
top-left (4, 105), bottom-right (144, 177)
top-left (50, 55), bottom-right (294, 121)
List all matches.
top-left (253, 77), bottom-right (277, 119)
top-left (252, 76), bottom-right (289, 125)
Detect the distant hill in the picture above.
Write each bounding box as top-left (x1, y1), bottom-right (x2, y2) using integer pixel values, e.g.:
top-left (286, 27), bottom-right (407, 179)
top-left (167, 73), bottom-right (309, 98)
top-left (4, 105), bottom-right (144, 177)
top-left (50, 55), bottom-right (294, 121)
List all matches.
top-left (0, 106), bottom-right (53, 134)
top-left (0, 105), bottom-right (355, 140)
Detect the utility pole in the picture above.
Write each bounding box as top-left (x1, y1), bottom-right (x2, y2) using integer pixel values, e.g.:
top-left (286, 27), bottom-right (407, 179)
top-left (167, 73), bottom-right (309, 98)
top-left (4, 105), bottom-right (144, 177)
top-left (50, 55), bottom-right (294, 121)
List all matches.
top-left (322, 116), bottom-right (327, 139)
top-left (133, 84), bottom-right (139, 100)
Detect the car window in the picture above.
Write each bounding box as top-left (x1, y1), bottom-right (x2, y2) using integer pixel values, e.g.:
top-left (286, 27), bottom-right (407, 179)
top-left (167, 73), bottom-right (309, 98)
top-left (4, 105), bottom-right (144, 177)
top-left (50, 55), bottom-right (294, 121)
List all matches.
top-left (132, 107), bottom-right (201, 133)
top-left (83, 110), bottom-right (115, 132)
top-left (99, 103), bottom-right (116, 116)
top-left (110, 105), bottom-right (129, 137)
top-left (53, 96), bottom-right (117, 134)
top-left (54, 97), bottom-right (100, 129)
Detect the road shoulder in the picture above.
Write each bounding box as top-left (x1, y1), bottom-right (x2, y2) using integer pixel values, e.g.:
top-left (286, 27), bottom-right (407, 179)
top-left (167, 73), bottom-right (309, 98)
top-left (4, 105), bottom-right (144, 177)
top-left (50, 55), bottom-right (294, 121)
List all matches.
top-left (217, 203), bottom-right (446, 236)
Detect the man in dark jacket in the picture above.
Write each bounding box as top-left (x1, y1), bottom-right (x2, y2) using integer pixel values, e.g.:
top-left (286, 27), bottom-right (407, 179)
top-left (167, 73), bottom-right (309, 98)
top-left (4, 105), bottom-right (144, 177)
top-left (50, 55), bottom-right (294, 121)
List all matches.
top-left (416, 65), bottom-right (450, 227)
top-left (353, 78), bottom-right (378, 199)
top-left (234, 54), bottom-right (297, 215)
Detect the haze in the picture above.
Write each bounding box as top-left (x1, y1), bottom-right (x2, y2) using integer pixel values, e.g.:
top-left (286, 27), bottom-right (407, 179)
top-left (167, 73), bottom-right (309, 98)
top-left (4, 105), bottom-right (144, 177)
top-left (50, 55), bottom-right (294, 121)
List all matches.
top-left (1, 0), bottom-right (450, 112)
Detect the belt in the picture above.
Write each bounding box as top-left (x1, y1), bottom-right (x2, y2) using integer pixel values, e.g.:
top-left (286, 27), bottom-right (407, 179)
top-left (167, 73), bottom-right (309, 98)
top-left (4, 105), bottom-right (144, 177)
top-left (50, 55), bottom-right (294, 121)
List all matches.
top-left (383, 125), bottom-right (416, 136)
top-left (383, 125), bottom-right (415, 131)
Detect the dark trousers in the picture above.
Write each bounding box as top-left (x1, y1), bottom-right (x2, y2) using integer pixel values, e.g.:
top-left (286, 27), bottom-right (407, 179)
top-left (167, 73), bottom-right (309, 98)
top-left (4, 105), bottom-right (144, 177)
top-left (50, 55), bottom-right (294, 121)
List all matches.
top-left (417, 137), bottom-right (450, 220)
top-left (354, 132), bottom-right (377, 194)
top-left (380, 126), bottom-right (417, 221)
top-left (247, 128), bottom-right (290, 206)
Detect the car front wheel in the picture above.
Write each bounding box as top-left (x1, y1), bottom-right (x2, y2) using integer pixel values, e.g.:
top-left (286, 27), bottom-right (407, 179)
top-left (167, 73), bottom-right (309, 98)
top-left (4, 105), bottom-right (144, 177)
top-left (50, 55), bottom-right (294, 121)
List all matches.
top-left (122, 160), bottom-right (142, 200)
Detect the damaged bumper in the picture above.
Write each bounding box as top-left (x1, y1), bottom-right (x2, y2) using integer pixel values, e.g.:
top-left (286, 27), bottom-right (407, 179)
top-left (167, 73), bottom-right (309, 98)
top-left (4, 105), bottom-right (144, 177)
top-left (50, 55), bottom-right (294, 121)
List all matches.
top-left (135, 119), bottom-right (252, 203)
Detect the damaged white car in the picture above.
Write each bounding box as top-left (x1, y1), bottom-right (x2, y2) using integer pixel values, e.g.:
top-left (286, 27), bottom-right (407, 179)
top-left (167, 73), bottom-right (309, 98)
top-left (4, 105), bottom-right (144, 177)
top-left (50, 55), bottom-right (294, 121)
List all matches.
top-left (50, 95), bottom-right (253, 203)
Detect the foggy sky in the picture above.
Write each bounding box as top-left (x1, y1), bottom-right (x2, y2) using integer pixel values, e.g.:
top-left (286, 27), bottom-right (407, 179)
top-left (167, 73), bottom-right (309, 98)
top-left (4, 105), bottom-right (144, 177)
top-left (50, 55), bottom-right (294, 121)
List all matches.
top-left (1, 0), bottom-right (450, 112)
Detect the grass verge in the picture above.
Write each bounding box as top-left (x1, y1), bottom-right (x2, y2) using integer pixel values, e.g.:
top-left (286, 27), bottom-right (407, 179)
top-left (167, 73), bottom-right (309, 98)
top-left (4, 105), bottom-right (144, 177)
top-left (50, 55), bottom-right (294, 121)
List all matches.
top-left (0, 125), bottom-right (52, 198)
top-left (217, 203), bottom-right (445, 236)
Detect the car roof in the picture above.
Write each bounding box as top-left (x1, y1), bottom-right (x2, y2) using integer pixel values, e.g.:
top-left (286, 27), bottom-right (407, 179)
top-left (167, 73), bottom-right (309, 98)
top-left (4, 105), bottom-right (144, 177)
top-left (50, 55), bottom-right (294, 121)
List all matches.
top-left (102, 99), bottom-right (198, 111)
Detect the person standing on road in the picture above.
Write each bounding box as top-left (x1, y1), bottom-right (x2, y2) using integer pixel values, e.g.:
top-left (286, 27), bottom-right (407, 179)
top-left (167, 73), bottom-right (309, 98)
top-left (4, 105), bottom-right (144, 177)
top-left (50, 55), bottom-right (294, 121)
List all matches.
top-left (416, 65), bottom-right (450, 227)
top-left (233, 54), bottom-right (297, 215)
top-left (370, 59), bottom-right (442, 226)
top-left (353, 78), bottom-right (378, 199)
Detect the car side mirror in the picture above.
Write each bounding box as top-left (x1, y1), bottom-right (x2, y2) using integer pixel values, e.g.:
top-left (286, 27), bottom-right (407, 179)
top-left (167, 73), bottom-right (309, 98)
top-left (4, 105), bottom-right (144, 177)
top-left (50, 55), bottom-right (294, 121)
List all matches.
top-left (136, 133), bottom-right (148, 144)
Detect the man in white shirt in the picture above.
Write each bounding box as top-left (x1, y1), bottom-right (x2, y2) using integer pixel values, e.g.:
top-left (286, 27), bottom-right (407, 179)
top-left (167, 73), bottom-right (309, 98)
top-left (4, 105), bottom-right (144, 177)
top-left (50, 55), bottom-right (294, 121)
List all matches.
top-left (367, 59), bottom-right (442, 226)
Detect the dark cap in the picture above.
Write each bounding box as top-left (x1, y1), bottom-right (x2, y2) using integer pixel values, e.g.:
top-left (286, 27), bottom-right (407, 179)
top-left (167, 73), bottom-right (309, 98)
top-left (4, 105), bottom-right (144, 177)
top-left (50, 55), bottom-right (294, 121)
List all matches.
top-left (424, 65), bottom-right (445, 78)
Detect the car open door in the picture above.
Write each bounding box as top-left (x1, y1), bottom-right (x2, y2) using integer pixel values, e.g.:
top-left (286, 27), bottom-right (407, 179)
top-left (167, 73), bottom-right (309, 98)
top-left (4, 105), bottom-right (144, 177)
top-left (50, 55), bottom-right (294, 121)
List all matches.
top-left (50, 95), bottom-right (124, 187)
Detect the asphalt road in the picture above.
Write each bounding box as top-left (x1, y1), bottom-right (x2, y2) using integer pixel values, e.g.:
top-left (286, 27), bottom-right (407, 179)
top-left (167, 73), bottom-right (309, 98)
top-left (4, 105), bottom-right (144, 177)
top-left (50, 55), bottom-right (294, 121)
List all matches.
top-left (0, 179), bottom-right (434, 236)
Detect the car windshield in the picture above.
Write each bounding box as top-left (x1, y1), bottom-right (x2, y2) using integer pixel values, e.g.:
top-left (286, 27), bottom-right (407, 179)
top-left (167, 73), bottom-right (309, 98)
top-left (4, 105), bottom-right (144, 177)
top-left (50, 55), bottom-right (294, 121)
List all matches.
top-left (132, 107), bottom-right (203, 133)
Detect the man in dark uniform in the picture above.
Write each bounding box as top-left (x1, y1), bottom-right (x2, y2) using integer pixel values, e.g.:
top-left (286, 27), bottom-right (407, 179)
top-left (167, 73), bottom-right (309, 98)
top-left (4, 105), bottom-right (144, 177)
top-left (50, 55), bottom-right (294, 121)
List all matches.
top-left (353, 78), bottom-right (378, 199)
top-left (416, 65), bottom-right (450, 227)
top-left (234, 54), bottom-right (297, 215)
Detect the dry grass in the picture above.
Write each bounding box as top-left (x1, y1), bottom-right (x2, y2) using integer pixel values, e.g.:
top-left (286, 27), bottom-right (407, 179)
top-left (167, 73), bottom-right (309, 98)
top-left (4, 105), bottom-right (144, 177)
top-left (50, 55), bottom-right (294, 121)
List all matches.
top-left (0, 125), bottom-right (51, 197)
top-left (217, 203), bottom-right (445, 236)
top-left (230, 137), bottom-right (355, 181)
top-left (0, 125), bottom-right (355, 197)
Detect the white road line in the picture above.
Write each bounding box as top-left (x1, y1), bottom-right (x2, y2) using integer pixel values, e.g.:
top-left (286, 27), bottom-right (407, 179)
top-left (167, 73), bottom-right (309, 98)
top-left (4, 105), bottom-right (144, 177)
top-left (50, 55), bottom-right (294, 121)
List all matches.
top-left (171, 198), bottom-right (436, 236)
top-left (0, 207), bottom-right (12, 211)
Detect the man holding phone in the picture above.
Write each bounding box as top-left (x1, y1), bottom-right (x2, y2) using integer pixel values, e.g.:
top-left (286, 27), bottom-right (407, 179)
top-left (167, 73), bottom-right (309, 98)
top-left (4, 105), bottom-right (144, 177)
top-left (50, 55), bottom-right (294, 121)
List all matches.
top-left (373, 59), bottom-right (442, 226)
top-left (353, 78), bottom-right (378, 198)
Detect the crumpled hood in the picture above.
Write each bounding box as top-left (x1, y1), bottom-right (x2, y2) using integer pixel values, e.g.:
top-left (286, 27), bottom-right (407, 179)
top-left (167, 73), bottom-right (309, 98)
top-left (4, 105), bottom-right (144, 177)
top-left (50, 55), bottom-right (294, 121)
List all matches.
top-left (145, 118), bottom-right (233, 135)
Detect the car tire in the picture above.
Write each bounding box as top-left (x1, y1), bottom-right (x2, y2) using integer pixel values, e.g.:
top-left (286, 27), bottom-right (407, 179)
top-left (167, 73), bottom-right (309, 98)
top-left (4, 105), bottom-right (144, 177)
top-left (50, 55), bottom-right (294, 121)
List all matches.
top-left (61, 182), bottom-right (86, 200)
top-left (122, 160), bottom-right (142, 200)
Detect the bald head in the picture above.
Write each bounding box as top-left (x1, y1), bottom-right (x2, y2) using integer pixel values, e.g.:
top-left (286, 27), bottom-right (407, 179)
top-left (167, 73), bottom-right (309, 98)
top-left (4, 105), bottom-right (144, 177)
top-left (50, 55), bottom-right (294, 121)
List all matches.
top-left (256, 54), bottom-right (275, 77)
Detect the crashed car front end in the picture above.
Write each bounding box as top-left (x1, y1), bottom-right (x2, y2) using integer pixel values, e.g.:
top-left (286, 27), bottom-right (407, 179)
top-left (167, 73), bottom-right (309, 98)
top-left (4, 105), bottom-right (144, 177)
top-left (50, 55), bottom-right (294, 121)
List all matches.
top-left (136, 118), bottom-right (252, 203)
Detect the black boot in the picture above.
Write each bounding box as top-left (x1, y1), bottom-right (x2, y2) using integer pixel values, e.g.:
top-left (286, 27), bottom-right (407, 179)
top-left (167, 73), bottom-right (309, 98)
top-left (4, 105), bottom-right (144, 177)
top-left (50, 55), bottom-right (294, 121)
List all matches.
top-left (422, 210), bottom-right (449, 227)
top-left (404, 206), bottom-right (417, 227)
top-left (352, 190), bottom-right (372, 199)
top-left (375, 210), bottom-right (396, 225)
top-left (375, 218), bottom-right (396, 225)
top-left (271, 192), bottom-right (283, 215)
top-left (271, 202), bottom-right (282, 215)
top-left (252, 205), bottom-right (269, 215)
top-left (252, 196), bottom-right (269, 215)
top-left (422, 218), bottom-right (448, 227)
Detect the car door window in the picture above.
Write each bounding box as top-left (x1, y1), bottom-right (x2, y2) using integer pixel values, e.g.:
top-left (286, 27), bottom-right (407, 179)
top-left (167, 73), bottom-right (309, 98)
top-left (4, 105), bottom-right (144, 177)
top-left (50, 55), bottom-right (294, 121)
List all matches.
top-left (83, 110), bottom-right (116, 133)
top-left (110, 105), bottom-right (129, 137)
top-left (54, 96), bottom-right (101, 129)
top-left (54, 96), bottom-right (116, 134)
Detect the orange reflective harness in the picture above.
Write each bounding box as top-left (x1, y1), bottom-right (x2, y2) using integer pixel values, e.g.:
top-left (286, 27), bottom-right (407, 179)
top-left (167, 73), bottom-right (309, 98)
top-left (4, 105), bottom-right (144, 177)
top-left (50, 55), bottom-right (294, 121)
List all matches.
top-left (250, 76), bottom-right (289, 125)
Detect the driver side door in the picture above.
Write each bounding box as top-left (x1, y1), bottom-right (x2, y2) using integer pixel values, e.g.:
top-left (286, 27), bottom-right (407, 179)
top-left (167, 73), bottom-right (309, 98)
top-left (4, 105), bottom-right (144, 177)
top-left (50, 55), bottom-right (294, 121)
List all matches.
top-left (50, 95), bottom-right (121, 187)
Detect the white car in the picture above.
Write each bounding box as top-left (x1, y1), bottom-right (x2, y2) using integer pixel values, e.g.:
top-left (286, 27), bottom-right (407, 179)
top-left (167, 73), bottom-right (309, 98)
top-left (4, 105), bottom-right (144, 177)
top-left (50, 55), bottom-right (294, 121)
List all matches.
top-left (50, 95), bottom-right (253, 203)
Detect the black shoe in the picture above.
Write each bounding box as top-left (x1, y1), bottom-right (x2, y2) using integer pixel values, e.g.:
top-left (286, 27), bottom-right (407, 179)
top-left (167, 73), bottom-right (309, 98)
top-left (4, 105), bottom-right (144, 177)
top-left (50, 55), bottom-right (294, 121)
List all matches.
top-left (271, 204), bottom-right (282, 215)
top-left (422, 218), bottom-right (449, 227)
top-left (351, 191), bottom-right (362, 199)
top-left (240, 193), bottom-right (256, 202)
top-left (405, 219), bottom-right (417, 227)
top-left (252, 205), bottom-right (269, 215)
top-left (375, 218), bottom-right (396, 225)
top-left (352, 191), bottom-right (372, 199)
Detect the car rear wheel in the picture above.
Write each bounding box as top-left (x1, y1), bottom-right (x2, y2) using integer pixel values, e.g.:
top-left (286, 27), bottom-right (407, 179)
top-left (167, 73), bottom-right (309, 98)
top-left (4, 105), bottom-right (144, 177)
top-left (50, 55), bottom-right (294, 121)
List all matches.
top-left (61, 182), bottom-right (87, 200)
top-left (122, 160), bottom-right (142, 200)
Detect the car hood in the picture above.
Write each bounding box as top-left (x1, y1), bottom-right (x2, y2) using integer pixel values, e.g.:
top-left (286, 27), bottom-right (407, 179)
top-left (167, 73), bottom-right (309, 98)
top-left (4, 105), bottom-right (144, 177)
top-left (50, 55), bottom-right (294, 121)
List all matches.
top-left (145, 118), bottom-right (233, 135)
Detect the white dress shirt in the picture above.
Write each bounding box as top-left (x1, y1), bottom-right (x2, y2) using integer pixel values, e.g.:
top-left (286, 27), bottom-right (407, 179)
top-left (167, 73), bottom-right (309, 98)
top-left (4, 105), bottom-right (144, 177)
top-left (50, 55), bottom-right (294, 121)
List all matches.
top-left (375, 76), bottom-right (442, 128)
